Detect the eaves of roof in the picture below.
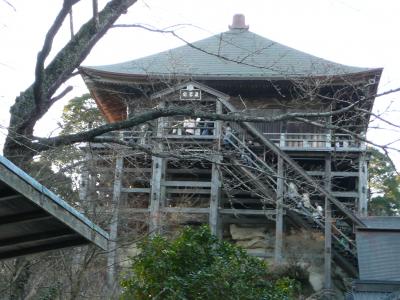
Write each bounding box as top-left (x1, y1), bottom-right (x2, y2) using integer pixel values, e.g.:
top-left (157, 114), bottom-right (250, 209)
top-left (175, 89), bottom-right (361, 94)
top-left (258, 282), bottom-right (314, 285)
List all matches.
top-left (80, 29), bottom-right (381, 81)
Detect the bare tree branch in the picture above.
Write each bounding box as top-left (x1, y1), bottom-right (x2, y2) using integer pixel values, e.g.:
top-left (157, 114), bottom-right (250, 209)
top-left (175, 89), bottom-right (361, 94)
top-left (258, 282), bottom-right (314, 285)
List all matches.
top-left (2, 0), bottom-right (15, 11)
top-left (34, 0), bottom-right (79, 111)
top-left (49, 86), bottom-right (73, 104)
top-left (93, 0), bottom-right (99, 29)
top-left (5, 0), bottom-right (139, 161)
top-left (32, 102), bottom-right (364, 151)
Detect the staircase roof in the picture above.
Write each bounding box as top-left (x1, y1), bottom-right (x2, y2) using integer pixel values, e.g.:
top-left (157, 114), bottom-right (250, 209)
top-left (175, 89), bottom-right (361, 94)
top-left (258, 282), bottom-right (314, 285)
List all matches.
top-left (0, 155), bottom-right (108, 259)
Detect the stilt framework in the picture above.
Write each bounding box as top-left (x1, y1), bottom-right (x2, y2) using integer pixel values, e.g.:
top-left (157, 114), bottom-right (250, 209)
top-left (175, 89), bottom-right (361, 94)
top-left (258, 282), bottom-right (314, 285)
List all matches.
top-left (78, 80), bottom-right (380, 291)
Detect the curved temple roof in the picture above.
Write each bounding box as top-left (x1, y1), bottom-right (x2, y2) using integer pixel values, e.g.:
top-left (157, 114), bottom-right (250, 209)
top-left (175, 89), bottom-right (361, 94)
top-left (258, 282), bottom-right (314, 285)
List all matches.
top-left (82, 28), bottom-right (379, 80)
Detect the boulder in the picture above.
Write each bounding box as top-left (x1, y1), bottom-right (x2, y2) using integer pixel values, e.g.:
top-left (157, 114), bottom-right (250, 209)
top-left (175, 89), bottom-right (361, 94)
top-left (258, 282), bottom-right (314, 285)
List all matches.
top-left (230, 224), bottom-right (266, 240)
top-left (236, 237), bottom-right (268, 249)
top-left (308, 265), bottom-right (324, 291)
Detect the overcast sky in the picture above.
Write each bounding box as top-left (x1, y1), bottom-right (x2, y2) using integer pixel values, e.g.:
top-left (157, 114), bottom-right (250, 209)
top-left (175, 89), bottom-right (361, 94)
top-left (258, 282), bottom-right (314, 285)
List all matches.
top-left (1, 0), bottom-right (399, 161)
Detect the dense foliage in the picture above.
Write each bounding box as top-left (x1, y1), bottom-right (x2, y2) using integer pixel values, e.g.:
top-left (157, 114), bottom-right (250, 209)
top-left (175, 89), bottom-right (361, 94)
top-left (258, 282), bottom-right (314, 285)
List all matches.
top-left (368, 148), bottom-right (400, 216)
top-left (60, 93), bottom-right (105, 135)
top-left (121, 226), bottom-right (299, 300)
top-left (33, 94), bottom-right (104, 200)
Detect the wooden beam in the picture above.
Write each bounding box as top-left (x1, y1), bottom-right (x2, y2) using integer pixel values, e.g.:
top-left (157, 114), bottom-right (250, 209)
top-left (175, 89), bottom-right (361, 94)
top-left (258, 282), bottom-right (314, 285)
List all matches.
top-left (118, 167), bottom-right (152, 173)
top-left (133, 208), bottom-right (279, 216)
top-left (0, 238), bottom-right (87, 260)
top-left (166, 188), bottom-right (211, 194)
top-left (166, 169), bottom-right (211, 175)
top-left (149, 157), bottom-right (166, 234)
top-left (324, 153), bottom-right (332, 293)
top-left (107, 156), bottom-right (124, 290)
top-left (210, 156), bottom-right (222, 237)
top-left (163, 181), bottom-right (211, 188)
top-left (358, 153), bottom-right (368, 216)
top-left (0, 229), bottom-right (75, 248)
top-left (0, 194), bottom-right (25, 203)
top-left (162, 135), bottom-right (217, 140)
top-left (220, 209), bottom-right (278, 216)
top-left (121, 188), bottom-right (150, 193)
top-left (163, 207), bottom-right (209, 214)
top-left (274, 155), bottom-right (284, 264)
top-left (0, 211), bottom-right (52, 227)
top-left (149, 101), bottom-right (167, 235)
top-left (306, 171), bottom-right (358, 177)
top-left (331, 191), bottom-right (358, 198)
top-left (332, 171), bottom-right (359, 177)
top-left (119, 208), bottom-right (149, 214)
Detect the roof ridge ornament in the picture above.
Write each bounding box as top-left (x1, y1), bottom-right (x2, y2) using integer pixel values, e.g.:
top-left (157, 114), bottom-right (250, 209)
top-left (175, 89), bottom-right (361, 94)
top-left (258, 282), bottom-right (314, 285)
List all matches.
top-left (229, 14), bottom-right (249, 31)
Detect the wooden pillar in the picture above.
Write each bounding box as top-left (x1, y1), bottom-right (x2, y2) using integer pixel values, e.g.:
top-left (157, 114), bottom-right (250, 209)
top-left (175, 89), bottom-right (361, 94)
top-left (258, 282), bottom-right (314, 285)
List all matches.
top-left (149, 101), bottom-right (166, 235)
top-left (149, 157), bottom-right (166, 234)
top-left (358, 153), bottom-right (368, 217)
top-left (73, 150), bottom-right (93, 274)
top-left (274, 155), bottom-right (284, 264)
top-left (210, 155), bottom-right (222, 237)
top-left (107, 155), bottom-right (124, 290)
top-left (79, 151), bottom-right (91, 203)
top-left (215, 100), bottom-right (222, 137)
top-left (324, 153), bottom-right (332, 293)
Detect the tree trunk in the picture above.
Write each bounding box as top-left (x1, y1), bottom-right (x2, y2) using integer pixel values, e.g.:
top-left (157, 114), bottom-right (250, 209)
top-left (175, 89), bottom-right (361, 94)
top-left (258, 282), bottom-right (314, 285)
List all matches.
top-left (4, 0), bottom-right (138, 166)
top-left (2, 1), bottom-right (138, 297)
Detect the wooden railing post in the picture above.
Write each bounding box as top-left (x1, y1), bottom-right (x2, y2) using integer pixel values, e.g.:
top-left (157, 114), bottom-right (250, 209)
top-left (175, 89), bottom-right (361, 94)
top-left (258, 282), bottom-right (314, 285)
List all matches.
top-left (326, 132), bottom-right (331, 149)
top-left (279, 133), bottom-right (285, 148)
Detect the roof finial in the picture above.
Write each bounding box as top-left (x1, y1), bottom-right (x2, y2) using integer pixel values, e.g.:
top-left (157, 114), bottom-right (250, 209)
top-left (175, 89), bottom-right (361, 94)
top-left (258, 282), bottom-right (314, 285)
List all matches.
top-left (229, 14), bottom-right (249, 30)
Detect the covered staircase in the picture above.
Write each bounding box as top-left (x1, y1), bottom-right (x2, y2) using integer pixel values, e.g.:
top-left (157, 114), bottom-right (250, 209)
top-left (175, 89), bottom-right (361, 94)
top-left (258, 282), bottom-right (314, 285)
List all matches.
top-left (219, 98), bottom-right (364, 277)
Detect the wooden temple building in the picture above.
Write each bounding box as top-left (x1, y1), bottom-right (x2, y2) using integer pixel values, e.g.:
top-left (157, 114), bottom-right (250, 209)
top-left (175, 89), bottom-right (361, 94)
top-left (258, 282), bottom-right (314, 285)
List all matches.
top-left (79, 15), bottom-right (382, 291)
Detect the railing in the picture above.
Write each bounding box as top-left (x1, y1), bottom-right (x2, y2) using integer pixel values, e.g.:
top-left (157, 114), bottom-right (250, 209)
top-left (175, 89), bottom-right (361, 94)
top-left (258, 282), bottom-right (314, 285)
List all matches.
top-left (222, 131), bottom-right (358, 259)
top-left (224, 132), bottom-right (277, 193)
top-left (98, 128), bottom-right (363, 150)
top-left (162, 120), bottom-right (217, 138)
top-left (99, 130), bottom-right (153, 145)
top-left (263, 133), bottom-right (364, 150)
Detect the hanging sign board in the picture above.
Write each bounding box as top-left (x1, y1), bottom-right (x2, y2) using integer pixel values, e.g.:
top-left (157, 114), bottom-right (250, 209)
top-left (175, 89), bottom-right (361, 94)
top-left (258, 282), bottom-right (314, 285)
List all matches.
top-left (180, 88), bottom-right (202, 100)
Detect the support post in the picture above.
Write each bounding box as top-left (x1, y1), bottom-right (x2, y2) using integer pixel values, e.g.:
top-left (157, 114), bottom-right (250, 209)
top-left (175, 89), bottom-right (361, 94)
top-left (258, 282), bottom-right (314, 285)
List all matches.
top-left (210, 155), bottom-right (222, 237)
top-left (274, 155), bottom-right (284, 264)
top-left (107, 155), bottom-right (124, 291)
top-left (215, 100), bottom-right (222, 138)
top-left (79, 150), bottom-right (95, 211)
top-left (72, 150), bottom-right (93, 275)
top-left (149, 101), bottom-right (166, 235)
top-left (324, 153), bottom-right (332, 294)
top-left (358, 153), bottom-right (368, 217)
top-left (149, 156), bottom-right (166, 234)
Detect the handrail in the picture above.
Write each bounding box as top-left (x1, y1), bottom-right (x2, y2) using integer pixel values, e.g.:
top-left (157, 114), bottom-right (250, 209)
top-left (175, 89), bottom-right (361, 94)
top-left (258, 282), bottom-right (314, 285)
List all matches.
top-left (292, 201), bottom-right (357, 254)
top-left (218, 97), bottom-right (365, 229)
top-left (226, 133), bottom-right (277, 181)
top-left (263, 132), bottom-right (362, 149)
top-left (222, 125), bottom-right (357, 256)
top-left (223, 130), bottom-right (358, 256)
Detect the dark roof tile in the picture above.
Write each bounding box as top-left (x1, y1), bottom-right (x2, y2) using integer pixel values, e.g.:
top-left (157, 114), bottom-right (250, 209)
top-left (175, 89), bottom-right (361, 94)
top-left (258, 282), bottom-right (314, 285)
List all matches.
top-left (84, 29), bottom-right (373, 79)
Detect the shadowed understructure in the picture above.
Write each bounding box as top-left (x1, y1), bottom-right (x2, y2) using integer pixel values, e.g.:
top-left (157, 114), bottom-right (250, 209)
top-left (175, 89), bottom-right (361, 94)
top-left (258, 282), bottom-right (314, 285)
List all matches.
top-left (79, 14), bottom-right (382, 295)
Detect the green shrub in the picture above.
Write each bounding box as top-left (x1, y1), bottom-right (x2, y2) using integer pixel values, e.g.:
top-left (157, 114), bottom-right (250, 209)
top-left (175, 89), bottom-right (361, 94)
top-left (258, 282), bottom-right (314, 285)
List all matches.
top-left (120, 226), bottom-right (299, 299)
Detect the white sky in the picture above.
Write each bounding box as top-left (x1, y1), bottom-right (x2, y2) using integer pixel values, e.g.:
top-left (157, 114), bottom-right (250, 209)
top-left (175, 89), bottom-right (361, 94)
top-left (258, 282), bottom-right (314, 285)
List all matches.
top-left (0, 0), bottom-right (399, 162)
